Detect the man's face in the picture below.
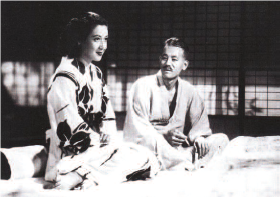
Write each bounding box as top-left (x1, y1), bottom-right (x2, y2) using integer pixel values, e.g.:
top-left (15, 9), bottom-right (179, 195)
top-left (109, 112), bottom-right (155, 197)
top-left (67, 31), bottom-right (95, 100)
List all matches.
top-left (159, 45), bottom-right (188, 80)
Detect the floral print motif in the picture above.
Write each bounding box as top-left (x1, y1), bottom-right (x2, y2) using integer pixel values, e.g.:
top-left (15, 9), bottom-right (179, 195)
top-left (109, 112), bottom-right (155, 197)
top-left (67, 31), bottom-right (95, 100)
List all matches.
top-left (101, 82), bottom-right (109, 114)
top-left (57, 120), bottom-right (91, 156)
top-left (55, 62), bottom-right (111, 156)
top-left (77, 78), bottom-right (109, 133)
top-left (79, 85), bottom-right (93, 105)
top-left (78, 84), bottom-right (94, 119)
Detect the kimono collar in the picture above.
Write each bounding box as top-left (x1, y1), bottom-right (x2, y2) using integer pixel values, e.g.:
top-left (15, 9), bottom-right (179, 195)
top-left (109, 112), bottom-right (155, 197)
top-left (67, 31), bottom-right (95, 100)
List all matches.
top-left (156, 70), bottom-right (180, 90)
top-left (71, 59), bottom-right (86, 74)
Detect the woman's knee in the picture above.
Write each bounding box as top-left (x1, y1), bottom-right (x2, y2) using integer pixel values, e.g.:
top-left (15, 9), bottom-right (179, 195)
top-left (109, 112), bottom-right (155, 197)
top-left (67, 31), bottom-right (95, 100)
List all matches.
top-left (32, 147), bottom-right (48, 177)
top-left (1, 145), bottom-right (47, 179)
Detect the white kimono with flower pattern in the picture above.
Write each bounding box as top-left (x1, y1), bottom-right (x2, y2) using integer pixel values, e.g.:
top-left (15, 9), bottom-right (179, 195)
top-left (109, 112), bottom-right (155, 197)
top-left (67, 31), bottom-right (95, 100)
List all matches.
top-left (45, 57), bottom-right (159, 187)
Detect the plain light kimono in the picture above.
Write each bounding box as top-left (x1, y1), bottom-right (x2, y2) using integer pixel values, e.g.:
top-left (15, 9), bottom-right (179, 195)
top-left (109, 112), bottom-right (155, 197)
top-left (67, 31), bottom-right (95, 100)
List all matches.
top-left (123, 71), bottom-right (214, 170)
top-left (45, 57), bottom-right (159, 188)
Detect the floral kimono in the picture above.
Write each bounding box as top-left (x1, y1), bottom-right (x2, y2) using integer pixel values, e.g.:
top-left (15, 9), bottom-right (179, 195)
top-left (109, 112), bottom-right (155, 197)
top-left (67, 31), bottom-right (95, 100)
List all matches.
top-left (45, 57), bottom-right (159, 188)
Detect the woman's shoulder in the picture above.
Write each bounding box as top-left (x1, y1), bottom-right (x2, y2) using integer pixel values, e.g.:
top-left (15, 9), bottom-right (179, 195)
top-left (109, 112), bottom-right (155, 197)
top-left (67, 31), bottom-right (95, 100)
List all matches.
top-left (51, 57), bottom-right (84, 87)
top-left (55, 57), bottom-right (79, 74)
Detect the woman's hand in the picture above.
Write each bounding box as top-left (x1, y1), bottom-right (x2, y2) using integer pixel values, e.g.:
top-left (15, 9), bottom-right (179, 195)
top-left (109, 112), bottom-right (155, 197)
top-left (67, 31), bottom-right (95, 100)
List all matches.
top-left (100, 133), bottom-right (110, 147)
top-left (54, 171), bottom-right (83, 190)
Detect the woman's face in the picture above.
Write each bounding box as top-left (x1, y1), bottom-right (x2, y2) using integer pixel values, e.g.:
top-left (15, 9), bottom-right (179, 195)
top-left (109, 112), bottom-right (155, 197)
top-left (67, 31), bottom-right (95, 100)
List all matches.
top-left (80, 25), bottom-right (108, 64)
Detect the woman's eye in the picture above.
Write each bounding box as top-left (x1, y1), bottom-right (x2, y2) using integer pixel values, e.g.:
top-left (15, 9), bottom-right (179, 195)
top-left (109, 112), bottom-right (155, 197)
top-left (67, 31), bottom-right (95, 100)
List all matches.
top-left (93, 37), bottom-right (100, 42)
top-left (172, 59), bottom-right (178, 61)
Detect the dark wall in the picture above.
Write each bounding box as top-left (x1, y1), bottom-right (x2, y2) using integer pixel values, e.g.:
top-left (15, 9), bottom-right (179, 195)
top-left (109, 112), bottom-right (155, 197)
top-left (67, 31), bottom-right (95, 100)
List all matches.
top-left (1, 106), bottom-right (49, 148)
top-left (1, 1), bottom-right (120, 62)
top-left (2, 1), bottom-right (280, 65)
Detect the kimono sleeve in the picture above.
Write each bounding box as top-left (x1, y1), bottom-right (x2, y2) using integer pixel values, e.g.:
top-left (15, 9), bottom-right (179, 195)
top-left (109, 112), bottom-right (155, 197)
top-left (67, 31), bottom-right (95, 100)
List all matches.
top-left (185, 89), bottom-right (212, 144)
top-left (99, 84), bottom-right (118, 141)
top-left (48, 76), bottom-right (100, 146)
top-left (123, 80), bottom-right (187, 169)
top-left (123, 80), bottom-right (161, 149)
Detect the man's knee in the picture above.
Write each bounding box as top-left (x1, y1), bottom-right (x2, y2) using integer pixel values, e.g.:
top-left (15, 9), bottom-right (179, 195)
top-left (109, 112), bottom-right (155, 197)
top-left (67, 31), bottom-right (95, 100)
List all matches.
top-left (206, 133), bottom-right (229, 151)
top-left (194, 134), bottom-right (229, 169)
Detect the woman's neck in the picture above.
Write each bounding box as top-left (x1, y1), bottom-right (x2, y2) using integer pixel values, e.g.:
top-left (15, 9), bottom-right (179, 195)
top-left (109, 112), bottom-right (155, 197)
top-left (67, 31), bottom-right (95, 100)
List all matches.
top-left (78, 57), bottom-right (91, 68)
top-left (162, 76), bottom-right (178, 91)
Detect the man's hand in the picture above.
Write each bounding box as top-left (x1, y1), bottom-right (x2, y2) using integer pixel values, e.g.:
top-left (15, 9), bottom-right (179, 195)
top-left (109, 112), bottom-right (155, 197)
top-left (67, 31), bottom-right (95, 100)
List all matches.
top-left (163, 129), bottom-right (187, 147)
top-left (154, 122), bottom-right (187, 147)
top-left (194, 136), bottom-right (209, 159)
top-left (154, 122), bottom-right (183, 135)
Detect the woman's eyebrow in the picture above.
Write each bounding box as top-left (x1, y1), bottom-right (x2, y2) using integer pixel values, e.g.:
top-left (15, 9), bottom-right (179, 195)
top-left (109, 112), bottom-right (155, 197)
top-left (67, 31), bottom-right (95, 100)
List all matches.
top-left (91, 35), bottom-right (108, 38)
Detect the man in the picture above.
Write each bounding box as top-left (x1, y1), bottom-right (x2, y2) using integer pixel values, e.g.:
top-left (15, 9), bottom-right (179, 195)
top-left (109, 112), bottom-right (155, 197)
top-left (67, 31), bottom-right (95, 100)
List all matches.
top-left (123, 37), bottom-right (229, 171)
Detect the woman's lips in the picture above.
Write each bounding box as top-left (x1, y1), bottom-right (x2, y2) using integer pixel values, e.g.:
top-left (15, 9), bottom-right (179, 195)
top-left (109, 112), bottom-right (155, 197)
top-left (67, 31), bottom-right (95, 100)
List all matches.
top-left (96, 52), bottom-right (103, 56)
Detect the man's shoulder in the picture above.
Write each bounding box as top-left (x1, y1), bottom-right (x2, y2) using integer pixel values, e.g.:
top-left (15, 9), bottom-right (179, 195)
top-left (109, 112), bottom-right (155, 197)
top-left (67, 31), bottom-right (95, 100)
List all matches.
top-left (129, 74), bottom-right (157, 97)
top-left (179, 78), bottom-right (205, 102)
top-left (179, 78), bottom-right (196, 91)
top-left (135, 74), bottom-right (157, 86)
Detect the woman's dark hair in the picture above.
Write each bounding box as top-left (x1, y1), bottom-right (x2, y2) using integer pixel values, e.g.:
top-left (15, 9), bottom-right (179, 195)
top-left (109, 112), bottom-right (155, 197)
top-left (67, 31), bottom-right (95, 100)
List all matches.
top-left (59, 12), bottom-right (108, 58)
top-left (164, 37), bottom-right (189, 59)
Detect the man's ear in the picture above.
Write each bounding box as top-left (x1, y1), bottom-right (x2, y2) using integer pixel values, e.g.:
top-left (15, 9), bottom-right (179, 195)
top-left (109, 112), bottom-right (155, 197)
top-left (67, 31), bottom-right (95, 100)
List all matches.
top-left (183, 60), bottom-right (189, 70)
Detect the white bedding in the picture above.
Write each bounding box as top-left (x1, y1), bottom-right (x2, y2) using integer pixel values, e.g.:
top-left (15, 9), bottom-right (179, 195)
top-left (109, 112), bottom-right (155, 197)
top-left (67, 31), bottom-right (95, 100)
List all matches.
top-left (1, 136), bottom-right (279, 197)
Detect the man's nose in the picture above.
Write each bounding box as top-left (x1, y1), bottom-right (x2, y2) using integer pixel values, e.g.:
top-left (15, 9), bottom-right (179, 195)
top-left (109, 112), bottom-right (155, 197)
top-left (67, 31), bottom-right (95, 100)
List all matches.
top-left (166, 58), bottom-right (172, 65)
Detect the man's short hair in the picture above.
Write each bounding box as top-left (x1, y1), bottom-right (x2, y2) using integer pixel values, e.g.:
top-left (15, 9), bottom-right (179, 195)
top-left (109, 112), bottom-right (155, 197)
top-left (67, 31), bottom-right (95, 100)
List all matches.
top-left (164, 37), bottom-right (189, 59)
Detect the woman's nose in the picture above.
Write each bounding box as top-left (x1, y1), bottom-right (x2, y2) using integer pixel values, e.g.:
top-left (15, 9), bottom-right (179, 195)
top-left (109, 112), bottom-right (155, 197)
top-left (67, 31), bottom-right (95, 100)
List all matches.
top-left (99, 40), bottom-right (107, 50)
top-left (99, 41), bottom-right (104, 49)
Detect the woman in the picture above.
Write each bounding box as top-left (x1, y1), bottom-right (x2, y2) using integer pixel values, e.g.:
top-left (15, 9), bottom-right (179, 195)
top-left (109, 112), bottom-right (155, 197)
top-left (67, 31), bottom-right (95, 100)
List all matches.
top-left (45, 12), bottom-right (160, 190)
top-left (1, 11), bottom-right (159, 190)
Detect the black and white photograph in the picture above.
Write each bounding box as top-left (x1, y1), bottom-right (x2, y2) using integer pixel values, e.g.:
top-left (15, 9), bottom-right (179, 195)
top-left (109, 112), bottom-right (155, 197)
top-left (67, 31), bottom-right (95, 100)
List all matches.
top-left (1, 1), bottom-right (279, 196)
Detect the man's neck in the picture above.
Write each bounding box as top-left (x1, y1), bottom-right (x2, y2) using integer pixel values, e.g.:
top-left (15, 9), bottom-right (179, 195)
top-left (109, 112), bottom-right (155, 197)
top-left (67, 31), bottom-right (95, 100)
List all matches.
top-left (162, 76), bottom-right (178, 90)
